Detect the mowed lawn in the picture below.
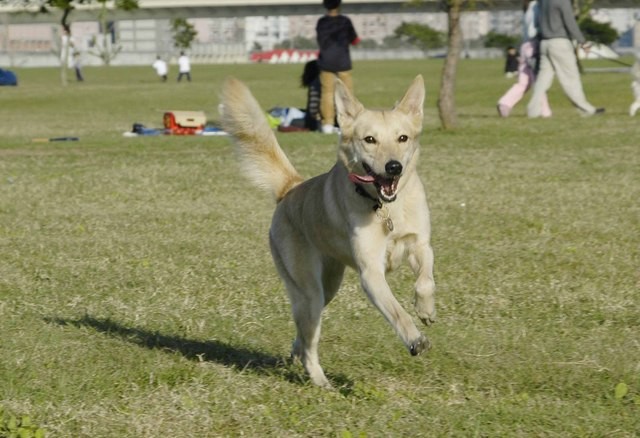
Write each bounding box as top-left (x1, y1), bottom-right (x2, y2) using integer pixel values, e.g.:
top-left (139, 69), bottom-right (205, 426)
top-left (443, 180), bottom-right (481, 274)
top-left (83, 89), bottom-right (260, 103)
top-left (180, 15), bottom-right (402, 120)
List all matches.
top-left (1, 58), bottom-right (639, 437)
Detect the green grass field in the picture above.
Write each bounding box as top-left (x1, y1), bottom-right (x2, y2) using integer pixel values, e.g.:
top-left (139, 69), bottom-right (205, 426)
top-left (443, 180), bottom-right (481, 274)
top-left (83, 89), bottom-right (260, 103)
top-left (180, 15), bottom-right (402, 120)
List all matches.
top-left (1, 59), bottom-right (639, 437)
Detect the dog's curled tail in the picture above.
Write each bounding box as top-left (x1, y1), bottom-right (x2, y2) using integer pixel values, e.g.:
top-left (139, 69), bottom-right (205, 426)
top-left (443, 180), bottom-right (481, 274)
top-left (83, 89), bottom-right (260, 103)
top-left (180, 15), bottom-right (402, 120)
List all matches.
top-left (221, 77), bottom-right (303, 202)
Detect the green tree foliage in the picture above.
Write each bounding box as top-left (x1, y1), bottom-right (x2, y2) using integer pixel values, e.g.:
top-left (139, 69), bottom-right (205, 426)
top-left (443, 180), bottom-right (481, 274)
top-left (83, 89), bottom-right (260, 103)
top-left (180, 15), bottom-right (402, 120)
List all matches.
top-left (171, 18), bottom-right (198, 50)
top-left (484, 31), bottom-right (519, 49)
top-left (573, 0), bottom-right (594, 21)
top-left (572, 0), bottom-right (620, 46)
top-left (578, 16), bottom-right (619, 45)
top-left (394, 22), bottom-right (445, 51)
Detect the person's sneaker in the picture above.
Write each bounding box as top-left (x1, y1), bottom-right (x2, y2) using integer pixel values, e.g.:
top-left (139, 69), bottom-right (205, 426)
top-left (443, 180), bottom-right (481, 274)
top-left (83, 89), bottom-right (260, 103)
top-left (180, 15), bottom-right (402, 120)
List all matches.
top-left (582, 107), bottom-right (606, 117)
top-left (321, 124), bottom-right (336, 134)
top-left (497, 103), bottom-right (510, 118)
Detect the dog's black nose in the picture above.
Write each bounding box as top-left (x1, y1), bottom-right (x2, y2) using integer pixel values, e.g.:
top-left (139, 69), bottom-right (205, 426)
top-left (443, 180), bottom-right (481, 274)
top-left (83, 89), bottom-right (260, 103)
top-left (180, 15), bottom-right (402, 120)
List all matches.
top-left (385, 160), bottom-right (403, 176)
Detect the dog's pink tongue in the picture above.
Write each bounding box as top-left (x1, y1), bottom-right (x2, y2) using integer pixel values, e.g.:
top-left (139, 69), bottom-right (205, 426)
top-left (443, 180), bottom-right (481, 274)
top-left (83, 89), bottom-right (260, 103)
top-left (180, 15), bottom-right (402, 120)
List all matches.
top-left (348, 173), bottom-right (375, 184)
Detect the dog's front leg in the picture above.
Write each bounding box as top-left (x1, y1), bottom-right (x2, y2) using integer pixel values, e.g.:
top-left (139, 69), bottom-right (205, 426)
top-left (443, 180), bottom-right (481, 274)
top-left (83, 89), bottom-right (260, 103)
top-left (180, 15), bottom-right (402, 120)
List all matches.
top-left (358, 265), bottom-right (430, 356)
top-left (408, 242), bottom-right (436, 326)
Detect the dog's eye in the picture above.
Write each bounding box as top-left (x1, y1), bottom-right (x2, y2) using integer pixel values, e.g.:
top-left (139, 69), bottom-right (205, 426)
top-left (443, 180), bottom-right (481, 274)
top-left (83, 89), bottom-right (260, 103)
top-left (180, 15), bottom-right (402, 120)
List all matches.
top-left (398, 135), bottom-right (409, 143)
top-left (363, 136), bottom-right (376, 144)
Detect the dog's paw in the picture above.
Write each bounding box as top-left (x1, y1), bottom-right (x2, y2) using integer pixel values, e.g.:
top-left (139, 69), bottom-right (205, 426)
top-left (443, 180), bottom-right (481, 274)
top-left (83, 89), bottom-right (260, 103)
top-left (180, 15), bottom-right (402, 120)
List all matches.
top-left (313, 376), bottom-right (334, 389)
top-left (409, 335), bottom-right (430, 356)
top-left (307, 365), bottom-right (332, 389)
top-left (417, 311), bottom-right (436, 326)
top-left (415, 296), bottom-right (436, 326)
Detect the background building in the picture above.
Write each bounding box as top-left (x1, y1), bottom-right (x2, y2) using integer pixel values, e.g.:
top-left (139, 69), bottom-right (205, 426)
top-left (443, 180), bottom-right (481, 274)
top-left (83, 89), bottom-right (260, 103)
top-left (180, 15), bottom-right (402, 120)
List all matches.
top-left (0, 6), bottom-right (638, 68)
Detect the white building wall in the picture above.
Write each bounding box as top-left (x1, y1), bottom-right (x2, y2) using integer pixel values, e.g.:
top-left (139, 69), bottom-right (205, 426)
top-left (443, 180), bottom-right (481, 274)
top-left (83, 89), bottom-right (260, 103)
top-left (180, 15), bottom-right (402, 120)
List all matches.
top-left (1, 9), bottom-right (638, 67)
top-left (245, 16), bottom-right (289, 51)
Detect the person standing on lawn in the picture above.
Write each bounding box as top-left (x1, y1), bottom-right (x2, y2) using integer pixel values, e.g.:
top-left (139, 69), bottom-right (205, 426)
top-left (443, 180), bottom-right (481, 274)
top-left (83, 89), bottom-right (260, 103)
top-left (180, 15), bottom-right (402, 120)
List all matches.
top-left (177, 51), bottom-right (192, 82)
top-left (316, 0), bottom-right (360, 134)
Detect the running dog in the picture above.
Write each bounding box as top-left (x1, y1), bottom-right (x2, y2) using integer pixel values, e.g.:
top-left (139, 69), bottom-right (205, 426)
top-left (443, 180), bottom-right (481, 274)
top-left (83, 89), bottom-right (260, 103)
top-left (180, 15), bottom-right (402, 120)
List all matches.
top-left (221, 76), bottom-right (435, 387)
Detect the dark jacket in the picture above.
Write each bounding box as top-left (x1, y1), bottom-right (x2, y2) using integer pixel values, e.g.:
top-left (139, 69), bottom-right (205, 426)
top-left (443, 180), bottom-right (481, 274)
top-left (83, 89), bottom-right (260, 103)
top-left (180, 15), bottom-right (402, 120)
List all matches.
top-left (316, 15), bottom-right (358, 72)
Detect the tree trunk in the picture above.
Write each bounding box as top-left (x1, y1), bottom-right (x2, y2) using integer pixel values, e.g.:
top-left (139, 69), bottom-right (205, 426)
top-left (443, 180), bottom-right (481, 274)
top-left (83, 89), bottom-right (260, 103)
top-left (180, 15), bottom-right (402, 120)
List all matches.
top-left (437, 0), bottom-right (463, 130)
top-left (100, 3), bottom-right (111, 66)
top-left (60, 8), bottom-right (72, 86)
top-left (60, 44), bottom-right (68, 86)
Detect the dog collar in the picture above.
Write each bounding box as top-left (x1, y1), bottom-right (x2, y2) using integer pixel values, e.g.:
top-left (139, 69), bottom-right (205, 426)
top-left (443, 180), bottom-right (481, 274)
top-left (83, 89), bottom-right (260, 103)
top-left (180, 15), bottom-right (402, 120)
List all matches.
top-left (353, 183), bottom-right (394, 232)
top-left (354, 183), bottom-right (381, 211)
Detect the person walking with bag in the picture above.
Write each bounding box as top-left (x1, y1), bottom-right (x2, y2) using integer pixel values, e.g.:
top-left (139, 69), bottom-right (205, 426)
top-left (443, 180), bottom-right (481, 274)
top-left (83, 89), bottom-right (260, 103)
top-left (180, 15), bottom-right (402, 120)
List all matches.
top-left (527, 0), bottom-right (604, 117)
top-left (497, 0), bottom-right (551, 117)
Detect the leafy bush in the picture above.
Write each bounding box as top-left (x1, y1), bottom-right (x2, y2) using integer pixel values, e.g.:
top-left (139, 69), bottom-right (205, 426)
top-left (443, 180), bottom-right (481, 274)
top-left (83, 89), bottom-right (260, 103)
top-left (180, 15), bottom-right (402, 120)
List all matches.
top-left (171, 18), bottom-right (198, 50)
top-left (394, 22), bottom-right (445, 50)
top-left (579, 17), bottom-right (619, 45)
top-left (484, 31), bottom-right (519, 49)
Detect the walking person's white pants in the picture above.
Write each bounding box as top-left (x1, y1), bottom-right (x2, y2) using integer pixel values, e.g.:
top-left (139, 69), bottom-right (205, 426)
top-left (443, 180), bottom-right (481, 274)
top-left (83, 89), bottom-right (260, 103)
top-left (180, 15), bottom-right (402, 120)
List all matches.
top-left (528, 38), bottom-right (596, 117)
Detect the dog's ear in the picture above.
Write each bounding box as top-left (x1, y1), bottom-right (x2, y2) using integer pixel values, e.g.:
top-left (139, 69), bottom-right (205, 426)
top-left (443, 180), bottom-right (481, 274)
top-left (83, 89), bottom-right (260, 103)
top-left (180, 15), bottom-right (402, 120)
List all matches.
top-left (394, 75), bottom-right (425, 120)
top-left (335, 79), bottom-right (364, 134)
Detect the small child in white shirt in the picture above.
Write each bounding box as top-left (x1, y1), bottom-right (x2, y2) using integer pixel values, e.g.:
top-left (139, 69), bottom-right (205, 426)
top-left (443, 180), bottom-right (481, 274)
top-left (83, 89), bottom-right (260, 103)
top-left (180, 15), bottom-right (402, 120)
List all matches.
top-left (177, 51), bottom-right (191, 82)
top-left (152, 55), bottom-right (168, 82)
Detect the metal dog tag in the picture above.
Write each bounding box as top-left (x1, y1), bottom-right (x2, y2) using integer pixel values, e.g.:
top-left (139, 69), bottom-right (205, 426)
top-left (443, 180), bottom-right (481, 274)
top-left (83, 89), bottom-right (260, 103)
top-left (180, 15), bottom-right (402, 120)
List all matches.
top-left (385, 217), bottom-right (394, 232)
top-left (376, 206), bottom-right (394, 232)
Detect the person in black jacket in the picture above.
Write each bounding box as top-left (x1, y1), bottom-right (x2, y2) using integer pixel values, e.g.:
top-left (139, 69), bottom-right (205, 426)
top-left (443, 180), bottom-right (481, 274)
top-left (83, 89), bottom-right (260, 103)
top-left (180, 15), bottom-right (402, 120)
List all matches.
top-left (316, 0), bottom-right (360, 134)
top-left (302, 60), bottom-right (322, 131)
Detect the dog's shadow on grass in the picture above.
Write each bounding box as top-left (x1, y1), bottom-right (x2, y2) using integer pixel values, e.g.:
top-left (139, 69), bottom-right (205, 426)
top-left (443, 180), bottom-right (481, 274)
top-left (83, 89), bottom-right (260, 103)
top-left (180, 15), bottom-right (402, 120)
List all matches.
top-left (46, 315), bottom-right (354, 391)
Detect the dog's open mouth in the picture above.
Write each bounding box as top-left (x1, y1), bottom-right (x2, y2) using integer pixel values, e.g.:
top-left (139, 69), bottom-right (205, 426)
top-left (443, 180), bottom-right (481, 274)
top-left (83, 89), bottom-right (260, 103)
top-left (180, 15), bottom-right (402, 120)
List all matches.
top-left (348, 162), bottom-right (399, 202)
